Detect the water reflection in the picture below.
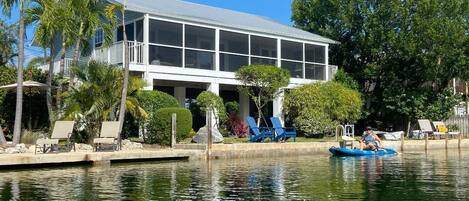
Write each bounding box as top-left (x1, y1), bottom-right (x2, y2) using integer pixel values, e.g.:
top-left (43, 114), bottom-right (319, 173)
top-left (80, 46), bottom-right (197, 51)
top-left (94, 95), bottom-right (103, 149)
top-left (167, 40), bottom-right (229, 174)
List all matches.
top-left (0, 150), bottom-right (469, 200)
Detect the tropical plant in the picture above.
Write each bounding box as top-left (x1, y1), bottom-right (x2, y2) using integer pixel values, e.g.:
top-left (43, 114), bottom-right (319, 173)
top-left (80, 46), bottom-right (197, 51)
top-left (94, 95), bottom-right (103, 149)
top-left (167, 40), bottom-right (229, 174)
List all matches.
top-left (235, 65), bottom-right (290, 126)
top-left (27, 0), bottom-right (61, 126)
top-left (196, 91), bottom-right (227, 127)
top-left (283, 82), bottom-right (363, 135)
top-left (0, 20), bottom-right (17, 66)
top-left (1, 0), bottom-right (26, 144)
top-left (68, 0), bottom-right (119, 88)
top-left (63, 61), bottom-right (147, 143)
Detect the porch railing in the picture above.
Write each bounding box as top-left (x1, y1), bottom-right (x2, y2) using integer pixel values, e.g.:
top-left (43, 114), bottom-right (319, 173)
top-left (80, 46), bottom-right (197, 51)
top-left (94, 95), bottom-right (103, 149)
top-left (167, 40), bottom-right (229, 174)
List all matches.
top-left (93, 41), bottom-right (144, 65)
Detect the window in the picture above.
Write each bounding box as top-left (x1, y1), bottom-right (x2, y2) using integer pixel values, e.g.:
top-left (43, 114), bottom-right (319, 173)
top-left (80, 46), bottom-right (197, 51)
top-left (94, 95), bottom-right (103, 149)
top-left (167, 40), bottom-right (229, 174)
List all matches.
top-left (117, 23), bottom-right (135, 41)
top-left (305, 64), bottom-right (325, 80)
top-left (281, 40), bottom-right (303, 61)
top-left (185, 25), bottom-right (215, 50)
top-left (219, 31), bottom-right (249, 72)
top-left (94, 29), bottom-right (103, 47)
top-left (149, 20), bottom-right (182, 46)
top-left (220, 31), bottom-right (249, 54)
top-left (305, 44), bottom-right (325, 64)
top-left (136, 20), bottom-right (144, 42)
top-left (282, 60), bottom-right (303, 78)
top-left (251, 57), bottom-right (276, 66)
top-left (185, 50), bottom-right (214, 70)
top-left (251, 36), bottom-right (277, 58)
top-left (220, 53), bottom-right (248, 72)
top-left (149, 46), bottom-right (182, 67)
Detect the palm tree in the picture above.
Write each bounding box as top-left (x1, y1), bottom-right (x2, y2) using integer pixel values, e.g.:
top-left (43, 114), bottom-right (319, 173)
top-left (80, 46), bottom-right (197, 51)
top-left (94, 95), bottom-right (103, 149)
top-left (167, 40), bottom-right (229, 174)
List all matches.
top-left (117, 0), bottom-right (129, 150)
top-left (68, 0), bottom-right (116, 89)
top-left (1, 0), bottom-right (26, 144)
top-left (64, 61), bottom-right (147, 143)
top-left (27, 0), bottom-right (61, 126)
top-left (0, 20), bottom-right (18, 66)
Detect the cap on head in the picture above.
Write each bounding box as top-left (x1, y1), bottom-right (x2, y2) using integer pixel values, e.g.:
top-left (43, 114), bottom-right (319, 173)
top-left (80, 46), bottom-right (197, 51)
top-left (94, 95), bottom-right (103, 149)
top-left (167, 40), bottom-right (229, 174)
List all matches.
top-left (366, 126), bottom-right (373, 131)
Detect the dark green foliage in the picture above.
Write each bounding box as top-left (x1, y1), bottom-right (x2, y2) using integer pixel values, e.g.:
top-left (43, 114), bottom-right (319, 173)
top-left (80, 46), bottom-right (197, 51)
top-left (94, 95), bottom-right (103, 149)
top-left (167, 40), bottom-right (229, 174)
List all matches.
top-left (129, 90), bottom-right (178, 139)
top-left (333, 69), bottom-right (359, 90)
top-left (283, 82), bottom-right (363, 135)
top-left (145, 107), bottom-right (192, 145)
top-left (137, 90), bottom-right (179, 114)
top-left (0, 66), bottom-right (50, 138)
top-left (225, 101), bottom-right (239, 115)
top-left (292, 0), bottom-right (468, 130)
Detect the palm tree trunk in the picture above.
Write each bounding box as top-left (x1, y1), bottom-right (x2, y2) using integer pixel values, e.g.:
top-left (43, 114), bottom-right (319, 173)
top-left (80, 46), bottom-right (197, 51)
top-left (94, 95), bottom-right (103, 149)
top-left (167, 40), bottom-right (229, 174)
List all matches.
top-left (12, 0), bottom-right (25, 145)
top-left (118, 2), bottom-right (129, 150)
top-left (46, 43), bottom-right (55, 125)
top-left (57, 36), bottom-right (66, 118)
top-left (69, 22), bottom-right (84, 90)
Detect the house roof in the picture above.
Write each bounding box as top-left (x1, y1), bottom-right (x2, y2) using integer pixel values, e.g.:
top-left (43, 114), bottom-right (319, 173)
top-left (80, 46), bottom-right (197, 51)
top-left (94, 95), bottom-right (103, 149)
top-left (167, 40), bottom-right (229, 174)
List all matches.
top-left (109, 0), bottom-right (338, 44)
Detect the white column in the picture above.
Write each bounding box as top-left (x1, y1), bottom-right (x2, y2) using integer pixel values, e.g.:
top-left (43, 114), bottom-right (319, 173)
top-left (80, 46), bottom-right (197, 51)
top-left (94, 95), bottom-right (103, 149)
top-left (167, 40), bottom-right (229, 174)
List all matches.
top-left (207, 82), bottom-right (220, 128)
top-left (239, 92), bottom-right (250, 121)
top-left (273, 91), bottom-right (284, 123)
top-left (143, 73), bottom-right (153, 90)
top-left (174, 87), bottom-right (186, 107)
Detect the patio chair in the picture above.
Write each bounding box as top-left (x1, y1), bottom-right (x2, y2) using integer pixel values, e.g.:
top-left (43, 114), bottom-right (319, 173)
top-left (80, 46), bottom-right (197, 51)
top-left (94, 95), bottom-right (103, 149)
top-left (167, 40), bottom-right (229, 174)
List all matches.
top-left (246, 116), bottom-right (273, 142)
top-left (432, 121), bottom-right (460, 139)
top-left (93, 121), bottom-right (120, 152)
top-left (271, 116), bottom-right (297, 142)
top-left (35, 121), bottom-right (75, 154)
top-left (417, 119), bottom-right (444, 139)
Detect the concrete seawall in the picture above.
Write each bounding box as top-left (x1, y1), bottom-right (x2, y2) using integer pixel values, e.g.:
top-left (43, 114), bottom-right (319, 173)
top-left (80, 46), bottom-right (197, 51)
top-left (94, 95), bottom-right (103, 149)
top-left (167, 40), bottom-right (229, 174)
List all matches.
top-left (204, 139), bottom-right (469, 159)
top-left (1, 139), bottom-right (469, 167)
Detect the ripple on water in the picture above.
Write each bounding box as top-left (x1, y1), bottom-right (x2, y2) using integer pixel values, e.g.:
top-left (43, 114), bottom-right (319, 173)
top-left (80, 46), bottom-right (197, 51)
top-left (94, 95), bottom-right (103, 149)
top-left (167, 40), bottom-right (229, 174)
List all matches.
top-left (0, 150), bottom-right (469, 200)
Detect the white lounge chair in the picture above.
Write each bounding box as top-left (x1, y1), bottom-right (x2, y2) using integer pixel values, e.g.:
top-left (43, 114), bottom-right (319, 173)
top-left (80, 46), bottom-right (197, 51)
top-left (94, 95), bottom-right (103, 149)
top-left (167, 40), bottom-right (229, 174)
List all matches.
top-left (93, 121), bottom-right (120, 151)
top-left (35, 121), bottom-right (75, 154)
top-left (432, 121), bottom-right (460, 139)
top-left (417, 119), bottom-right (444, 139)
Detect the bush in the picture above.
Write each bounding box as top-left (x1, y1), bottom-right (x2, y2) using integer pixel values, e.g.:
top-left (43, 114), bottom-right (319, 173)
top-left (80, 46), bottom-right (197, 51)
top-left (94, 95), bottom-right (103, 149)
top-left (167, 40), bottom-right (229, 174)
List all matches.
top-left (137, 90), bottom-right (179, 113)
top-left (225, 101), bottom-right (239, 115)
top-left (145, 107), bottom-right (192, 145)
top-left (226, 114), bottom-right (248, 138)
top-left (283, 82), bottom-right (363, 136)
top-left (196, 91), bottom-right (227, 125)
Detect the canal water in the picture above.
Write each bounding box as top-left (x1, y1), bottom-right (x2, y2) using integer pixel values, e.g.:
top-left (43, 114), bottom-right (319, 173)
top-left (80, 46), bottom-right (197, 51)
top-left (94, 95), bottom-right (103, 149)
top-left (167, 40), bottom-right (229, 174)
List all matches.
top-left (0, 150), bottom-right (468, 200)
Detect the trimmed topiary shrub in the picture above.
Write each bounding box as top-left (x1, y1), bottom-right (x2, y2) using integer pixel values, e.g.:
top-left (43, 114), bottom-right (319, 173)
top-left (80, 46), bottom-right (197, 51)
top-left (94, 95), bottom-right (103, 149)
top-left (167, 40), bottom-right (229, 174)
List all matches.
top-left (145, 107), bottom-right (192, 145)
top-left (137, 90), bottom-right (179, 113)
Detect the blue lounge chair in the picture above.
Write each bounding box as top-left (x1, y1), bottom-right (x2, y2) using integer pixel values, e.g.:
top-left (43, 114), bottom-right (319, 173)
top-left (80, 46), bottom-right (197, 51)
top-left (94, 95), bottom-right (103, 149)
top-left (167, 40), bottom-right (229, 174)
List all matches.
top-left (246, 116), bottom-right (274, 142)
top-left (271, 117), bottom-right (297, 142)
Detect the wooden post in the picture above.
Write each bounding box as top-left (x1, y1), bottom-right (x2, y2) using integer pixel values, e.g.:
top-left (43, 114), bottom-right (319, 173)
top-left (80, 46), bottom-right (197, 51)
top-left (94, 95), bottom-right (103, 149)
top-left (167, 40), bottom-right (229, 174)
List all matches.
top-left (425, 132), bottom-right (428, 151)
top-left (445, 133), bottom-right (448, 150)
top-left (400, 132), bottom-right (404, 152)
top-left (207, 112), bottom-right (212, 159)
top-left (171, 113), bottom-right (176, 149)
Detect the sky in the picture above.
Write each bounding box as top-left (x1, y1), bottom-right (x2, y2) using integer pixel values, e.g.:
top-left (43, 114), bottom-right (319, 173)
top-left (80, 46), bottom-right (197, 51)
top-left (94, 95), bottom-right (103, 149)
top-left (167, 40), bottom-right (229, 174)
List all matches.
top-left (0, 0), bottom-right (294, 64)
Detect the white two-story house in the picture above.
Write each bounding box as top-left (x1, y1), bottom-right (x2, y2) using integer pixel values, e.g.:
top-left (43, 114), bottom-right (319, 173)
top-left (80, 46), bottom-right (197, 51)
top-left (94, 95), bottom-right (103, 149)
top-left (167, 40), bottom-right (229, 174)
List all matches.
top-left (51, 0), bottom-right (338, 129)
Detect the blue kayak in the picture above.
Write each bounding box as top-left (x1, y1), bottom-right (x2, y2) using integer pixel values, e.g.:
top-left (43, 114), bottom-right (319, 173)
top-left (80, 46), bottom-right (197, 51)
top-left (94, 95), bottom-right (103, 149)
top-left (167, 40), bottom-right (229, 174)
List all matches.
top-left (329, 147), bottom-right (397, 156)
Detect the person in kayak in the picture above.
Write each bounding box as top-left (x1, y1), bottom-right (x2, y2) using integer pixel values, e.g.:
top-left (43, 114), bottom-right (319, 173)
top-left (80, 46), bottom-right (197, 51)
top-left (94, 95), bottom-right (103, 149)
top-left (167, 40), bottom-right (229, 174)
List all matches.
top-left (360, 126), bottom-right (382, 151)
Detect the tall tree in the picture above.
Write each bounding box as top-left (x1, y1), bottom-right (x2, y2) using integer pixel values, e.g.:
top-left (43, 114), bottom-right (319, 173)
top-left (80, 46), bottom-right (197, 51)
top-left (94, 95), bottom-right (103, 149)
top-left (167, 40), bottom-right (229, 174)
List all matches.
top-left (68, 0), bottom-right (116, 89)
top-left (1, 0), bottom-right (26, 144)
top-left (0, 20), bottom-right (17, 66)
top-left (292, 0), bottom-right (469, 131)
top-left (28, 0), bottom-right (61, 125)
top-left (117, 0), bottom-right (129, 150)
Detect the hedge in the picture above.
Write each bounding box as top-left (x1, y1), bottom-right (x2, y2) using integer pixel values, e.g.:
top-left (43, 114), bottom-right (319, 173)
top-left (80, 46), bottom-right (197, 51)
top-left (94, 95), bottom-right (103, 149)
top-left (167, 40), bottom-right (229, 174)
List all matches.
top-left (145, 107), bottom-right (192, 145)
top-left (137, 90), bottom-right (179, 113)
